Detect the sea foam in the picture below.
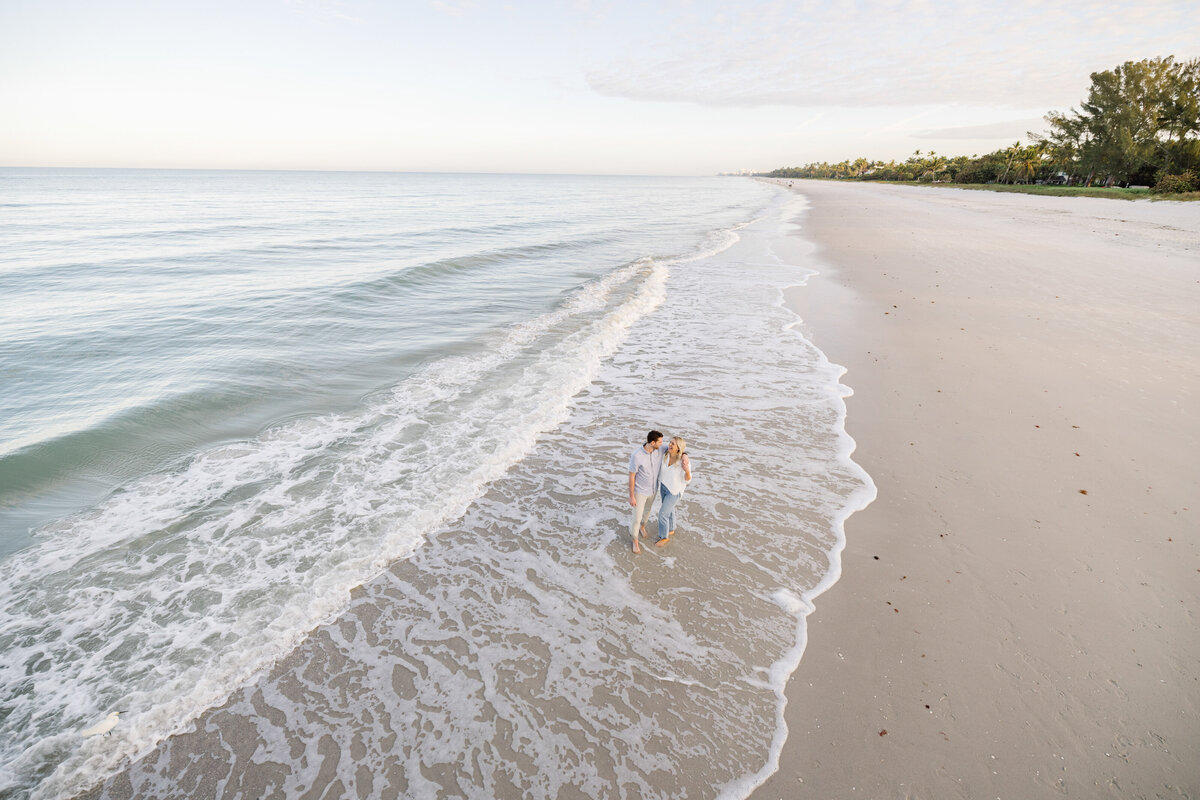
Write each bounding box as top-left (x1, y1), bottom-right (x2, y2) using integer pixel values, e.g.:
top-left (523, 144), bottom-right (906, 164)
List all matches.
top-left (68, 189), bottom-right (873, 800)
top-left (0, 176), bottom-right (874, 800)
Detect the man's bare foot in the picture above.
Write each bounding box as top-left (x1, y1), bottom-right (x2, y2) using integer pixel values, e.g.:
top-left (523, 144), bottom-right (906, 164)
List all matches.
top-left (655, 536), bottom-right (669, 547)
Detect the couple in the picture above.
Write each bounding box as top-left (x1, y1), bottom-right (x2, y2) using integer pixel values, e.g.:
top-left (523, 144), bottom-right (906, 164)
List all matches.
top-left (627, 429), bottom-right (692, 555)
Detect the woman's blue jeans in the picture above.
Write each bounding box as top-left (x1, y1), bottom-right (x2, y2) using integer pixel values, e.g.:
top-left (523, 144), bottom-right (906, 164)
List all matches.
top-left (658, 483), bottom-right (682, 540)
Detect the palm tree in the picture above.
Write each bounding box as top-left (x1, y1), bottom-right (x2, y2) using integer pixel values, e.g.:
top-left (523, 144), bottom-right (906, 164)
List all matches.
top-left (929, 153), bottom-right (948, 181)
top-left (997, 142), bottom-right (1022, 184)
top-left (1016, 144), bottom-right (1046, 183)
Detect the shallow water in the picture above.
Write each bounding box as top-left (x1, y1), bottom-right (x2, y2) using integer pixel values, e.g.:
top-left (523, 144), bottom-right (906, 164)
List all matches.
top-left (0, 171), bottom-right (872, 798)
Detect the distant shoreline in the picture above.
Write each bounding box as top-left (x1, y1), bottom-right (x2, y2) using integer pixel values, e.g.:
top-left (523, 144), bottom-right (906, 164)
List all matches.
top-left (758, 176), bottom-right (1200, 201)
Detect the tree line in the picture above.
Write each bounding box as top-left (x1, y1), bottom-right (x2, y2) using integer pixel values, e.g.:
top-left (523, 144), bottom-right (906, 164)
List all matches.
top-left (763, 57), bottom-right (1200, 193)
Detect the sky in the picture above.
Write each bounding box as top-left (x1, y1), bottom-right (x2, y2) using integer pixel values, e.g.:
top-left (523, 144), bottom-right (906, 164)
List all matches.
top-left (1, 0), bottom-right (1197, 175)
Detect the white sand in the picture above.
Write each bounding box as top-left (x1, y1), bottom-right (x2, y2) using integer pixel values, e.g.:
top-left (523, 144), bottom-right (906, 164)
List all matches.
top-left (751, 181), bottom-right (1199, 798)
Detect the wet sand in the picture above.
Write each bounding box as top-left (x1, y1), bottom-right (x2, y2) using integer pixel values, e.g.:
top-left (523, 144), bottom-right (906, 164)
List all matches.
top-left (751, 181), bottom-right (1200, 798)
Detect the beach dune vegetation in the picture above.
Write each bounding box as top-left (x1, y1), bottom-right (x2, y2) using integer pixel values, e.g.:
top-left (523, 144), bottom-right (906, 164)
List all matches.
top-left (764, 56), bottom-right (1200, 198)
top-left (1151, 169), bottom-right (1197, 194)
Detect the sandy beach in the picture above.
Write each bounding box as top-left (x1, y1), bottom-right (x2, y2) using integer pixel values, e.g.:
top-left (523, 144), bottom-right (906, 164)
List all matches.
top-left (752, 181), bottom-right (1199, 798)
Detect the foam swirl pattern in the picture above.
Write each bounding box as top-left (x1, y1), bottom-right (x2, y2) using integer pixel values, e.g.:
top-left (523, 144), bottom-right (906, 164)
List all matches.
top-left (2, 171), bottom-right (798, 797)
top-left (80, 196), bottom-right (873, 799)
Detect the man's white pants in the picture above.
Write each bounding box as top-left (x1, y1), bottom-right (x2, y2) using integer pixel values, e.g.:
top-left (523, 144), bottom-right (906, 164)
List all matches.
top-left (630, 491), bottom-right (656, 541)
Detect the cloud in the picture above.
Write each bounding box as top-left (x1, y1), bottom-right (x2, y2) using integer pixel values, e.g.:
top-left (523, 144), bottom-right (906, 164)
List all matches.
top-left (431, 0), bottom-right (481, 17)
top-left (582, 0), bottom-right (1200, 108)
top-left (916, 117), bottom-right (1048, 139)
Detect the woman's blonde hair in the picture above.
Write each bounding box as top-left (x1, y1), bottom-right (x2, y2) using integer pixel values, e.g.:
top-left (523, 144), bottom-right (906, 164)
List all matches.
top-left (671, 436), bottom-right (687, 453)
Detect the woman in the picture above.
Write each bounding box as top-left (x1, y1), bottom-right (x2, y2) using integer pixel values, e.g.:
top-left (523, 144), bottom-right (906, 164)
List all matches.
top-left (655, 436), bottom-right (692, 547)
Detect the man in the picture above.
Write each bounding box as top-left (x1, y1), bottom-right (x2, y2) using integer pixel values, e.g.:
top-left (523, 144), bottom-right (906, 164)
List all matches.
top-left (628, 429), bottom-right (664, 554)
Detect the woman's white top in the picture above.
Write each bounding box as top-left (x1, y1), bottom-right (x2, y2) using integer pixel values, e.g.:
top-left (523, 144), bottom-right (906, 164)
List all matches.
top-left (658, 452), bottom-right (690, 495)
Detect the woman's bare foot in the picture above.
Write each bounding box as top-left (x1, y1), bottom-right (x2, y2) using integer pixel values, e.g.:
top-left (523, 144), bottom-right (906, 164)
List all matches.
top-left (639, 525), bottom-right (648, 539)
top-left (633, 539), bottom-right (642, 554)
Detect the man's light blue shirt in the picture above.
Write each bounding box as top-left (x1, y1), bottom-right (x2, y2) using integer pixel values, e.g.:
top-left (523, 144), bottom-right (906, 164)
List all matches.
top-left (628, 444), bottom-right (664, 496)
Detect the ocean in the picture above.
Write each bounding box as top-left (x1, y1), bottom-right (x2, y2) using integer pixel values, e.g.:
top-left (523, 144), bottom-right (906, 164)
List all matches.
top-left (0, 169), bottom-right (873, 799)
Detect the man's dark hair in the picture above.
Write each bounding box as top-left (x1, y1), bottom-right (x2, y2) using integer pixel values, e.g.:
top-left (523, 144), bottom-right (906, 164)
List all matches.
top-left (646, 430), bottom-right (664, 444)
